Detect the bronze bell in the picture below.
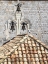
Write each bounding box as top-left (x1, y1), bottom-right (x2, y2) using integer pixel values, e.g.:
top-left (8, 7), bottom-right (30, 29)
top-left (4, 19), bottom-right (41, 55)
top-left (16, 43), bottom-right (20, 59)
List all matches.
top-left (10, 21), bottom-right (15, 32)
top-left (16, 3), bottom-right (21, 12)
top-left (22, 22), bottom-right (27, 31)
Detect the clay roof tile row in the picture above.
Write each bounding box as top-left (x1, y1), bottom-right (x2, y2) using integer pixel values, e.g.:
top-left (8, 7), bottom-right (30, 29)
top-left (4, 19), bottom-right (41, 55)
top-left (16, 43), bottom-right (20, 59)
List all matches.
top-left (0, 34), bottom-right (48, 64)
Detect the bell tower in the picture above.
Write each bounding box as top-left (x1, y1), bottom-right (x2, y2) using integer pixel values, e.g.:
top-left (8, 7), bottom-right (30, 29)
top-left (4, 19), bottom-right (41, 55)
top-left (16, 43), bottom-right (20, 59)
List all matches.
top-left (15, 3), bottom-right (22, 35)
top-left (15, 1), bottom-right (30, 35)
top-left (5, 0), bottom-right (30, 40)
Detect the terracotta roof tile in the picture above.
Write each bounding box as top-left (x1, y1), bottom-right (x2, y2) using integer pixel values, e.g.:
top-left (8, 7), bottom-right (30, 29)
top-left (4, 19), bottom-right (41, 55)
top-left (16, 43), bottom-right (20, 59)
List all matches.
top-left (0, 34), bottom-right (48, 64)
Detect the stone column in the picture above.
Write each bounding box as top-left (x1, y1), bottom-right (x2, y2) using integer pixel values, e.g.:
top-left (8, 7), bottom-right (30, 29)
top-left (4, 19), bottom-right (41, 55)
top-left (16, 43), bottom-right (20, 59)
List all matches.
top-left (16, 11), bottom-right (22, 35)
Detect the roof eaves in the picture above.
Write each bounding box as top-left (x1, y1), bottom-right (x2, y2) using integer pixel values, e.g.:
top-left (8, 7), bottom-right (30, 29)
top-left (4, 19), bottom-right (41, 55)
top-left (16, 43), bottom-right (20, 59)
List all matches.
top-left (28, 34), bottom-right (48, 50)
top-left (0, 35), bottom-right (28, 64)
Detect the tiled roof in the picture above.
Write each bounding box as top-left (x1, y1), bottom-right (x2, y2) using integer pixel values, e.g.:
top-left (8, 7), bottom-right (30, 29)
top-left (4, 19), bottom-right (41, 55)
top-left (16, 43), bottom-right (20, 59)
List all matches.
top-left (0, 34), bottom-right (48, 64)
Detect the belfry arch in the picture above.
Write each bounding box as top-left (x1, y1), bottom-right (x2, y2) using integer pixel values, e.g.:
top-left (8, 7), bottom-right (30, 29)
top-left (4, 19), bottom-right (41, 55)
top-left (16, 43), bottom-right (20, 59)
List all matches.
top-left (20, 18), bottom-right (31, 35)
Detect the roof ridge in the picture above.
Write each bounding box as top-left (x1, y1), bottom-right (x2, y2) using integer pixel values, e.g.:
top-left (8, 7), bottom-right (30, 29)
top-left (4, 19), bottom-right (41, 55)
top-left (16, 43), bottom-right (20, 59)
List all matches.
top-left (28, 34), bottom-right (48, 50)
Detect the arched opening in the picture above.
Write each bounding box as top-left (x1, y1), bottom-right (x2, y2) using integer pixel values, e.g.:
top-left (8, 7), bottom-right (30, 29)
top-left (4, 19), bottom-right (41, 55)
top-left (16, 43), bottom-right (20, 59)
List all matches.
top-left (5, 20), bottom-right (17, 40)
top-left (20, 18), bottom-right (31, 35)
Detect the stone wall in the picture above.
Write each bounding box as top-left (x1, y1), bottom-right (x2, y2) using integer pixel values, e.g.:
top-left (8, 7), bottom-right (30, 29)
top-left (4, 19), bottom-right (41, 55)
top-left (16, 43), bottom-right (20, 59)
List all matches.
top-left (0, 1), bottom-right (48, 46)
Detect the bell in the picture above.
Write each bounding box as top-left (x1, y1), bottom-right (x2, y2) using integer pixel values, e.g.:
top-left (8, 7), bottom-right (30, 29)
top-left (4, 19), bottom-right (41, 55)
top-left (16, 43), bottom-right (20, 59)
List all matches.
top-left (22, 25), bottom-right (26, 31)
top-left (16, 3), bottom-right (21, 12)
top-left (10, 21), bottom-right (15, 32)
top-left (22, 22), bottom-right (26, 31)
top-left (10, 26), bottom-right (15, 31)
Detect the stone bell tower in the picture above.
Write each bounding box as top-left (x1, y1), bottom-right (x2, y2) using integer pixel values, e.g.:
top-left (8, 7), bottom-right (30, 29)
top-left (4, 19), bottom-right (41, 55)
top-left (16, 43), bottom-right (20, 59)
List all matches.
top-left (15, 3), bottom-right (30, 35)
